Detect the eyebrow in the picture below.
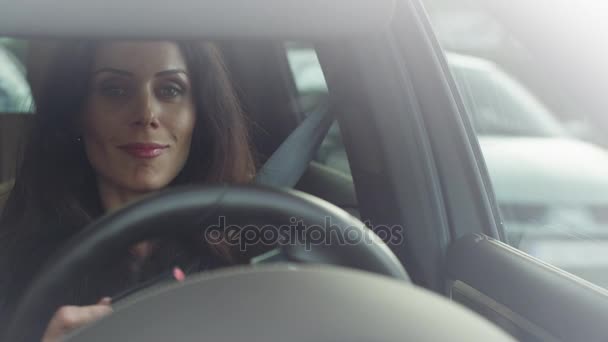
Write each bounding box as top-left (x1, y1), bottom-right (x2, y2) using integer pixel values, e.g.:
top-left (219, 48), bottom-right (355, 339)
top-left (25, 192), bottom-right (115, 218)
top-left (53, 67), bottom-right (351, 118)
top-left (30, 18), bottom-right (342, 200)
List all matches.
top-left (155, 69), bottom-right (188, 77)
top-left (93, 68), bottom-right (133, 76)
top-left (92, 68), bottom-right (188, 77)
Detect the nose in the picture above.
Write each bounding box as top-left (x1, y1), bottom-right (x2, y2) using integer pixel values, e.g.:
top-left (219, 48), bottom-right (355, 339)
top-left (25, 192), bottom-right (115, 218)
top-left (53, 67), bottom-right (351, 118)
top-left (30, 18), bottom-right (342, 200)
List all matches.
top-left (131, 88), bottom-right (160, 129)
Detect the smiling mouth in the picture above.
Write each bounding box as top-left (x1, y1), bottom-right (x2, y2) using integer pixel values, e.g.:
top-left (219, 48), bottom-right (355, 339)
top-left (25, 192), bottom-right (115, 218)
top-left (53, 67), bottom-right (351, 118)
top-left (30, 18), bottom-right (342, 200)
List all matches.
top-left (118, 143), bottom-right (169, 159)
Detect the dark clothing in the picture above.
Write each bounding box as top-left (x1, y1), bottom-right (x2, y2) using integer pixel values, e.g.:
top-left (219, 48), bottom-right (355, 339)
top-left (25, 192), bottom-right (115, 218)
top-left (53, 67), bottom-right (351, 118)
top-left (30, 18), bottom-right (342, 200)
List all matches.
top-left (0, 237), bottom-right (233, 341)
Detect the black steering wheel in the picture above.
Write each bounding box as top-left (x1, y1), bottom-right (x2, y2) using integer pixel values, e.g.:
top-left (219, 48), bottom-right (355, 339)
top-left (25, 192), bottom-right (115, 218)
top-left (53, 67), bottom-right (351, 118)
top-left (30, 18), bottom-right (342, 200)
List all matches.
top-left (4, 185), bottom-right (409, 341)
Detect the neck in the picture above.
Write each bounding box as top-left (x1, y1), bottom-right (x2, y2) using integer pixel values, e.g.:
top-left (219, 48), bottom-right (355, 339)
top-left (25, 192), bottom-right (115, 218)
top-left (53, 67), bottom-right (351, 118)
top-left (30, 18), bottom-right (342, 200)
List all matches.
top-left (97, 178), bottom-right (158, 259)
top-left (97, 178), bottom-right (150, 213)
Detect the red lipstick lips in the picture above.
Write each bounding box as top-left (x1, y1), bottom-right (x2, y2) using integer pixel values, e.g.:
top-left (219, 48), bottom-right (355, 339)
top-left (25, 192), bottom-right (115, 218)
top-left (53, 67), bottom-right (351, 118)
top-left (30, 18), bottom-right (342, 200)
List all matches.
top-left (119, 143), bottom-right (169, 159)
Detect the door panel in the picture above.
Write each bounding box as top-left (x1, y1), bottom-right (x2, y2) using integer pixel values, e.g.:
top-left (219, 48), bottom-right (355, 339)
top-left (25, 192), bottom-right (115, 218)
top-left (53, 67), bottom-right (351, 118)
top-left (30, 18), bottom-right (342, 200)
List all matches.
top-left (447, 234), bottom-right (608, 341)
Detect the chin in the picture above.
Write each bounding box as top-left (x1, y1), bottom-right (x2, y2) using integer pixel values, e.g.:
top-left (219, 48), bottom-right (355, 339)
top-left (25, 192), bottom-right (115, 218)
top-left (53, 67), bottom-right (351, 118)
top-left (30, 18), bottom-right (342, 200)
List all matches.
top-left (128, 177), bottom-right (173, 193)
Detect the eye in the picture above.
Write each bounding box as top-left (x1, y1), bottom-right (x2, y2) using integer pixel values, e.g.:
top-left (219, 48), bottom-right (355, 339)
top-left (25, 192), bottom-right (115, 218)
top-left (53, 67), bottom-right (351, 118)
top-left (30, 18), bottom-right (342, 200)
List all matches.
top-left (157, 84), bottom-right (184, 99)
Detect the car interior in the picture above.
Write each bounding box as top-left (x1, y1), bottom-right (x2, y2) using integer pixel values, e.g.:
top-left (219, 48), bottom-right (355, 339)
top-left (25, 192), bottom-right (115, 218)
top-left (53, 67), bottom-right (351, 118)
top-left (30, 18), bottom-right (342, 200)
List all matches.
top-left (2, 0), bottom-right (608, 341)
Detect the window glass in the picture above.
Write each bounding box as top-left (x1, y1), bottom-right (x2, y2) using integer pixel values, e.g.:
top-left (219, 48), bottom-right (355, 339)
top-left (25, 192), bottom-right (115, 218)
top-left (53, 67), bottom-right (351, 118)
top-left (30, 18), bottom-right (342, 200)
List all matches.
top-left (0, 38), bottom-right (32, 113)
top-left (285, 45), bottom-right (351, 176)
top-left (424, 0), bottom-right (608, 288)
top-left (286, 46), bottom-right (328, 94)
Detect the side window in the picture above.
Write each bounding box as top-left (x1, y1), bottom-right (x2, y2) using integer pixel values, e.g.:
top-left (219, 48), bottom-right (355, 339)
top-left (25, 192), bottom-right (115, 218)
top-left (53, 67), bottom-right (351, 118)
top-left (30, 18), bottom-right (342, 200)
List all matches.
top-left (424, 1), bottom-right (608, 288)
top-left (0, 38), bottom-right (32, 186)
top-left (285, 44), bottom-right (352, 176)
top-left (0, 38), bottom-right (32, 113)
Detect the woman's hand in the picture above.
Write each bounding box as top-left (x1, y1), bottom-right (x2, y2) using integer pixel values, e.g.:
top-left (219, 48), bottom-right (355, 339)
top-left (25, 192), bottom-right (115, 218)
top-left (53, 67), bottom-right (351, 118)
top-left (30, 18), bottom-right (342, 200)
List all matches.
top-left (41, 297), bottom-right (113, 342)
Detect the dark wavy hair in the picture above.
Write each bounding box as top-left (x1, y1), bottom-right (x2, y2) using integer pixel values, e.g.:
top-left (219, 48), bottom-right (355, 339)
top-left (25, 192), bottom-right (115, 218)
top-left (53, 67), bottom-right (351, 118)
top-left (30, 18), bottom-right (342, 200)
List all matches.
top-left (0, 40), bottom-right (256, 323)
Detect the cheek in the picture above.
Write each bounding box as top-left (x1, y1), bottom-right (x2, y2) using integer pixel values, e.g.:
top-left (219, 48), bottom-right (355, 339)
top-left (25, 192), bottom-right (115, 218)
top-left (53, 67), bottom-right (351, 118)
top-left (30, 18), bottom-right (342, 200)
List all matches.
top-left (82, 103), bottom-right (120, 146)
top-left (168, 107), bottom-right (196, 147)
top-left (81, 99), bottom-right (129, 173)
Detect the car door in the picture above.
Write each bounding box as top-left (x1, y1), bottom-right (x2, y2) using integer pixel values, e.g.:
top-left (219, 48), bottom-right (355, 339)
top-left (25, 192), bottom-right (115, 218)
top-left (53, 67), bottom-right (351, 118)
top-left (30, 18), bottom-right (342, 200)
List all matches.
top-left (386, 1), bottom-right (608, 341)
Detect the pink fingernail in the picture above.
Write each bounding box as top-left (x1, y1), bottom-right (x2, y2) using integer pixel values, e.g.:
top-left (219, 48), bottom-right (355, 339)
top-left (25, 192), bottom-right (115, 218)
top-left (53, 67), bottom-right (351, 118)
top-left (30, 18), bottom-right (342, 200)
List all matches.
top-left (173, 267), bottom-right (186, 282)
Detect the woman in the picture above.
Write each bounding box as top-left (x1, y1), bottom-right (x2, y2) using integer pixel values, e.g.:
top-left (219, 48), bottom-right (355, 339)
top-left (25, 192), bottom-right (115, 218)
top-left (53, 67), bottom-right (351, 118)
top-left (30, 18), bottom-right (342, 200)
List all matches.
top-left (0, 40), bottom-right (256, 340)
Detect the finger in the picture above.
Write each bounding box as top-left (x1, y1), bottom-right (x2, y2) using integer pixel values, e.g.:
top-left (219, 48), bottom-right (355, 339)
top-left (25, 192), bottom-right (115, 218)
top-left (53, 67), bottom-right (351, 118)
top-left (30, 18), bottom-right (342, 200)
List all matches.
top-left (59, 305), bottom-right (113, 330)
top-left (78, 304), bottom-right (113, 324)
top-left (43, 305), bottom-right (113, 341)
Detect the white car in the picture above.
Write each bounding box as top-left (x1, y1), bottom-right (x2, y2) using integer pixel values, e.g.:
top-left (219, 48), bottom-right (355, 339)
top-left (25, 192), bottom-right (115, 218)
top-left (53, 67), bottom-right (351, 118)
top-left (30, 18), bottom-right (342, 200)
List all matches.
top-left (450, 53), bottom-right (608, 282)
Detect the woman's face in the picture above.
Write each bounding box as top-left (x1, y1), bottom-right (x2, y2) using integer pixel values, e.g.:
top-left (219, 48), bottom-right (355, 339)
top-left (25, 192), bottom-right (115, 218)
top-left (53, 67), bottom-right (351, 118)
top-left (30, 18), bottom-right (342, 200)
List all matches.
top-left (82, 41), bottom-right (196, 194)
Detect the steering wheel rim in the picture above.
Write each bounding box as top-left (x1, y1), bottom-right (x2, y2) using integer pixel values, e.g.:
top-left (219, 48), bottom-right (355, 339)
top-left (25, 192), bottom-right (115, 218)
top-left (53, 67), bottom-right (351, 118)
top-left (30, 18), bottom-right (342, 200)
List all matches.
top-left (4, 185), bottom-right (408, 341)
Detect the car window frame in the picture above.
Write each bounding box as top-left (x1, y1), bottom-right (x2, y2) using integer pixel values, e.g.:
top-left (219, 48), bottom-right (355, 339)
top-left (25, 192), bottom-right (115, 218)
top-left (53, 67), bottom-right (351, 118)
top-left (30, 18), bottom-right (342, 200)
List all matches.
top-left (276, 1), bottom-right (508, 292)
top-left (389, 0), bottom-right (506, 242)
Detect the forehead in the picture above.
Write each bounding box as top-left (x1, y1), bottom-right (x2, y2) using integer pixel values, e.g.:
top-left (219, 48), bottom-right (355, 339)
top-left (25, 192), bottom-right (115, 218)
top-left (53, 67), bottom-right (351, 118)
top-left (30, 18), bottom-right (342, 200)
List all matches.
top-left (93, 41), bottom-right (187, 74)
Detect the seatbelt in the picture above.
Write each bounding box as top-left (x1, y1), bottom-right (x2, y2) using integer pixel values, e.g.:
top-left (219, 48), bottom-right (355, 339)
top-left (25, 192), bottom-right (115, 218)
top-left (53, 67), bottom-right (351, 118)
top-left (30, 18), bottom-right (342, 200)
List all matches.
top-left (254, 109), bottom-right (335, 188)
